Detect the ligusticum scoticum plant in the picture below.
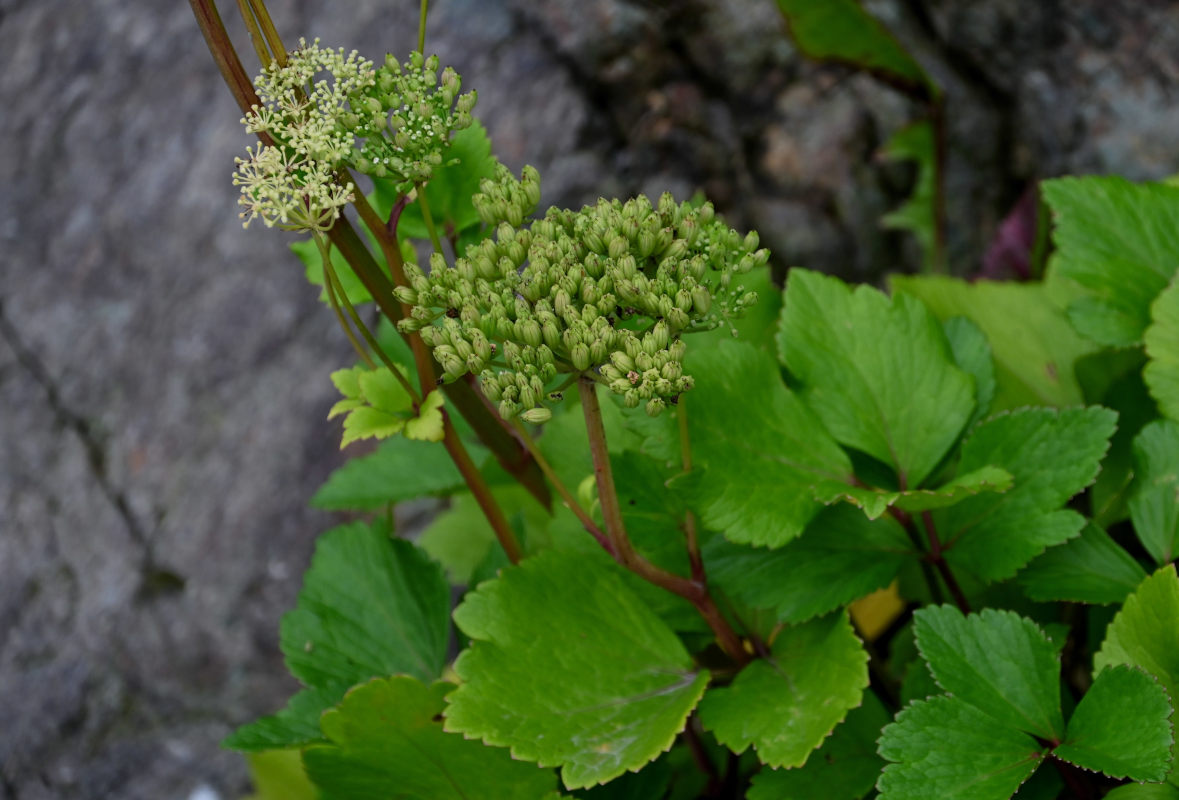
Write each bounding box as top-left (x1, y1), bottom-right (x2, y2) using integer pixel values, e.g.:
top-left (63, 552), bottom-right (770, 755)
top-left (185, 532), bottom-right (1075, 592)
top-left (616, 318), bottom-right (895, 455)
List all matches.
top-left (193, 1), bottom-right (1179, 798)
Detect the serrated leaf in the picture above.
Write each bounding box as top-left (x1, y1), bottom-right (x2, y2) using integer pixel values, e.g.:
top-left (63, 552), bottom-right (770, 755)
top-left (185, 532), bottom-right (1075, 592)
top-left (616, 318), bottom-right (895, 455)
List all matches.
top-left (1042, 176), bottom-right (1179, 347)
top-left (339, 406), bottom-right (407, 447)
top-left (303, 677), bottom-right (558, 800)
top-left (698, 612), bottom-right (869, 768)
top-left (880, 121), bottom-right (939, 272)
top-left (1056, 665), bottom-right (1173, 781)
top-left (311, 436), bottom-right (468, 512)
top-left (890, 276), bottom-right (1100, 409)
top-left (813, 465), bottom-right (1013, 520)
top-left (244, 749), bottom-right (318, 800)
top-left (915, 606), bottom-right (1063, 740)
top-left (1146, 277), bottom-right (1179, 420)
top-left (1016, 522), bottom-right (1147, 605)
top-left (293, 237), bottom-right (374, 306)
top-left (404, 389), bottom-right (445, 441)
top-left (936, 406), bottom-right (1117, 581)
top-left (683, 340), bottom-right (852, 547)
top-left (706, 505), bottom-right (912, 625)
top-left (225, 686), bottom-right (338, 752)
top-left (778, 269), bottom-right (975, 488)
top-left (280, 522), bottom-right (451, 691)
top-left (1096, 566), bottom-right (1179, 704)
top-left (944, 316), bottom-right (996, 428)
top-left (877, 696), bottom-right (1046, 800)
top-left (747, 690), bottom-right (889, 800)
top-left (775, 0), bottom-right (933, 93)
top-left (1131, 420), bottom-right (1179, 565)
top-left (446, 551), bottom-right (709, 789)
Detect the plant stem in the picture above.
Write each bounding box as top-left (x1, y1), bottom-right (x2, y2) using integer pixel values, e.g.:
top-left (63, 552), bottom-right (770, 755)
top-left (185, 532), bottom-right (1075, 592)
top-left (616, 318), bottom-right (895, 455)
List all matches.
top-left (920, 510), bottom-right (970, 613)
top-left (315, 234), bottom-right (375, 368)
top-left (682, 715), bottom-right (721, 796)
top-left (441, 416), bottom-right (522, 565)
top-left (578, 378), bottom-right (749, 665)
top-left (416, 183), bottom-right (445, 256)
top-left (417, 0), bottom-right (429, 53)
top-left (511, 420), bottom-right (614, 555)
top-left (246, 0), bottom-right (286, 65)
top-left (190, 0), bottom-right (273, 143)
top-left (678, 400), bottom-right (706, 583)
top-left (234, 0), bottom-right (271, 67)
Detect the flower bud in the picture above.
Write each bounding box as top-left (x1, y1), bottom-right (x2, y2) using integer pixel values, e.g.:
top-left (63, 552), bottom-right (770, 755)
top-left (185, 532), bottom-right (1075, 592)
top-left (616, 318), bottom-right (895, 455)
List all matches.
top-left (589, 339), bottom-right (608, 364)
top-left (608, 237), bottom-right (629, 259)
top-left (499, 399), bottom-right (519, 419)
top-left (645, 397), bottom-right (665, 417)
top-left (520, 407), bottom-right (551, 424)
top-left (667, 307), bottom-right (690, 330)
top-left (744, 230), bottom-right (760, 251)
top-left (399, 317), bottom-right (425, 334)
top-left (623, 390), bottom-right (641, 408)
top-left (610, 351), bottom-right (635, 372)
top-left (481, 373), bottom-right (502, 402)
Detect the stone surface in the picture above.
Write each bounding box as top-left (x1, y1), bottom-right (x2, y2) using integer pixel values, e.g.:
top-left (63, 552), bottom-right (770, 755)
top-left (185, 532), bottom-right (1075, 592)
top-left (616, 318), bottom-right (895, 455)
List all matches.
top-left (3, 0), bottom-right (1179, 797)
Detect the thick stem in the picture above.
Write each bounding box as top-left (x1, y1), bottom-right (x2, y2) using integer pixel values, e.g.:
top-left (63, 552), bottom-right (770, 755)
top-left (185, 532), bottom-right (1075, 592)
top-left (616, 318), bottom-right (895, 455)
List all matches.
top-left (578, 378), bottom-right (749, 665)
top-left (921, 510), bottom-right (971, 613)
top-left (678, 400), bottom-right (705, 583)
top-left (189, 0), bottom-right (273, 142)
top-left (442, 416), bottom-right (522, 564)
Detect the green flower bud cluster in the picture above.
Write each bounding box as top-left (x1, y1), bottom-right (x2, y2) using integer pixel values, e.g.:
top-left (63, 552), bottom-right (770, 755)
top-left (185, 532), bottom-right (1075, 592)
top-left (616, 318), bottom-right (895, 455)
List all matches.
top-left (472, 164), bottom-right (542, 228)
top-left (398, 179), bottom-right (769, 420)
top-left (234, 39), bottom-right (374, 230)
top-left (346, 51), bottom-right (477, 190)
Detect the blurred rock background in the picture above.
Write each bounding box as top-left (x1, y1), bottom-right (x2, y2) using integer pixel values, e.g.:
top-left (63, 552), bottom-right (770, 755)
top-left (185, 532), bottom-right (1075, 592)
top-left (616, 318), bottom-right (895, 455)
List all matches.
top-left (2, 0), bottom-right (1178, 797)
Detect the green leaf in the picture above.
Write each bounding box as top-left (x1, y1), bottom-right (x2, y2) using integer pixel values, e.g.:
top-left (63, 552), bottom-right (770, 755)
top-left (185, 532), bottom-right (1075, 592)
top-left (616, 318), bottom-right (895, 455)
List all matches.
top-left (1096, 566), bottom-right (1179, 704)
top-left (303, 677), bottom-right (559, 800)
top-left (775, 0), bottom-right (933, 93)
top-left (1055, 665), bottom-right (1174, 782)
top-left (747, 690), bottom-right (889, 800)
top-left (311, 436), bottom-right (468, 512)
top-left (293, 237), bottom-right (374, 306)
top-left (244, 749), bottom-right (319, 800)
top-left (1016, 522), bottom-right (1147, 605)
top-left (280, 522), bottom-right (451, 690)
top-left (446, 551), bottom-right (709, 789)
top-left (778, 269), bottom-right (975, 488)
top-left (936, 406), bottom-right (1117, 581)
top-left (225, 686), bottom-right (338, 752)
top-left (706, 505), bottom-right (912, 625)
top-left (1105, 784), bottom-right (1179, 799)
top-left (890, 276), bottom-right (1100, 409)
top-left (914, 606), bottom-right (1063, 740)
top-left (877, 696), bottom-right (1046, 800)
top-left (1131, 420), bottom-right (1179, 564)
top-left (813, 465), bottom-right (1013, 520)
top-left (683, 340), bottom-right (852, 547)
top-left (385, 121), bottom-right (500, 240)
top-left (404, 389), bottom-right (445, 441)
top-left (574, 756), bottom-right (672, 800)
top-left (698, 612), bottom-right (869, 768)
top-left (944, 316), bottom-right (996, 428)
top-left (1042, 176), bottom-right (1179, 346)
top-left (1147, 277), bottom-right (1179, 420)
top-left (880, 121), bottom-right (939, 272)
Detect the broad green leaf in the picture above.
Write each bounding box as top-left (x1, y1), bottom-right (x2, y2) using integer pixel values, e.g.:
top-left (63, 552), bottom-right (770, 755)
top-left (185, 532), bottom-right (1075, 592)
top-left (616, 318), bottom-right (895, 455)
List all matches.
top-left (880, 121), bottom-right (939, 272)
top-left (331, 367), bottom-right (445, 447)
top-left (1096, 566), bottom-right (1179, 704)
top-left (813, 465), bottom-right (1013, 520)
top-left (1056, 665), bottom-right (1173, 782)
top-left (446, 551), bottom-right (709, 789)
top-left (293, 237), bottom-right (374, 306)
top-left (706, 505), bottom-right (912, 624)
top-left (915, 606), bottom-right (1063, 740)
top-left (890, 276), bottom-right (1100, 409)
top-left (779, 269), bottom-right (975, 488)
top-left (280, 522), bottom-right (451, 690)
top-left (1105, 785), bottom-right (1179, 799)
top-left (936, 406), bottom-right (1117, 581)
top-left (944, 316), bottom-right (996, 429)
top-left (877, 696), bottom-right (1046, 800)
top-left (1041, 176), bottom-right (1179, 346)
top-left (303, 677), bottom-right (558, 800)
top-left (244, 749), bottom-right (318, 800)
top-left (684, 340), bottom-right (852, 547)
top-left (775, 0), bottom-right (933, 93)
top-left (1147, 277), bottom-right (1179, 419)
top-left (225, 686), bottom-right (338, 752)
top-left (698, 612), bottom-right (869, 768)
top-left (747, 690), bottom-right (889, 800)
top-left (418, 486), bottom-right (545, 584)
top-left (1016, 522), bottom-right (1147, 605)
top-left (1131, 420), bottom-right (1179, 564)
top-left (311, 436), bottom-right (468, 512)
top-left (404, 389), bottom-right (445, 441)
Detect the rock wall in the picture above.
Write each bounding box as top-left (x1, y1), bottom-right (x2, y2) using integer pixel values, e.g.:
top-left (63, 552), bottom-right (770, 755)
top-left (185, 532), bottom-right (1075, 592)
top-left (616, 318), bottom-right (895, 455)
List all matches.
top-left (2, 0), bottom-right (1177, 797)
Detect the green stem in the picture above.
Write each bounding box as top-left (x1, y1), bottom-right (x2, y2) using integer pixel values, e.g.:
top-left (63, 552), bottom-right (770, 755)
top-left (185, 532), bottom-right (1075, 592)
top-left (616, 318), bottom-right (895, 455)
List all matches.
top-left (442, 415), bottom-right (522, 564)
top-left (418, 0), bottom-right (429, 53)
top-left (416, 184), bottom-right (445, 256)
top-left (677, 399), bottom-right (705, 583)
top-left (246, 0), bottom-right (286, 65)
top-left (920, 510), bottom-right (971, 613)
top-left (578, 378), bottom-right (749, 665)
top-left (315, 234), bottom-right (375, 368)
top-left (234, 0), bottom-right (270, 67)
top-left (512, 419), bottom-right (613, 555)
